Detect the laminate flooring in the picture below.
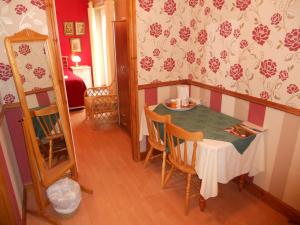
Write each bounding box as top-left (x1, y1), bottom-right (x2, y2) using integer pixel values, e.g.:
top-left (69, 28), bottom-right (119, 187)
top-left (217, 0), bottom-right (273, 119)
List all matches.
top-left (27, 109), bottom-right (291, 225)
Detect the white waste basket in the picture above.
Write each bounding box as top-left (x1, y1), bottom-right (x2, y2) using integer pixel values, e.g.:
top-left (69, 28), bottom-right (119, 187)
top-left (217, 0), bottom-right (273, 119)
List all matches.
top-left (46, 177), bottom-right (81, 214)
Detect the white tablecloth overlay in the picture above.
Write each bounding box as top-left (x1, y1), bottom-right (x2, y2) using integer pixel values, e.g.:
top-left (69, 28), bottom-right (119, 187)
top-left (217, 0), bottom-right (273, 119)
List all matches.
top-left (140, 105), bottom-right (265, 200)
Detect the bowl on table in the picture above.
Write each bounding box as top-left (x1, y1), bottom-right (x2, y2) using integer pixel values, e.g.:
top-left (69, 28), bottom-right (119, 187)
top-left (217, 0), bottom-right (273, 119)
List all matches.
top-left (164, 98), bottom-right (197, 111)
top-left (167, 99), bottom-right (178, 108)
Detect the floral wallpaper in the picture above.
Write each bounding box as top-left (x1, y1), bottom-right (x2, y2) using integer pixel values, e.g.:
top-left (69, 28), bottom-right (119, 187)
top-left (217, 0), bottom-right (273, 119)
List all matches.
top-left (0, 0), bottom-right (48, 105)
top-left (137, 0), bottom-right (202, 84)
top-left (136, 0), bottom-right (300, 109)
top-left (13, 41), bottom-right (53, 91)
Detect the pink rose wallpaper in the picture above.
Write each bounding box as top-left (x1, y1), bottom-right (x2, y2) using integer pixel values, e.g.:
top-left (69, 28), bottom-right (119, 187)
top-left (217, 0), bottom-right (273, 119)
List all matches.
top-left (164, 0), bottom-right (176, 15)
top-left (136, 0), bottom-right (300, 109)
top-left (0, 0), bottom-right (48, 105)
top-left (252, 24), bottom-right (270, 45)
top-left (229, 64), bottom-right (243, 80)
top-left (219, 20), bottom-right (232, 38)
top-left (0, 0), bottom-right (299, 108)
top-left (11, 41), bottom-right (55, 98)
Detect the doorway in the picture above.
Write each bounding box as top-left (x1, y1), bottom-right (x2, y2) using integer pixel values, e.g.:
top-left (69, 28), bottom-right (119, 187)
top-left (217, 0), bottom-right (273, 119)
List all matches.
top-left (47, 0), bottom-right (140, 160)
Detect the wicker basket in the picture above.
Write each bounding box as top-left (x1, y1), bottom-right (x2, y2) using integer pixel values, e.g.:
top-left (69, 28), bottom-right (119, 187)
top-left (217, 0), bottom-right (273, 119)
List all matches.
top-left (84, 86), bottom-right (118, 123)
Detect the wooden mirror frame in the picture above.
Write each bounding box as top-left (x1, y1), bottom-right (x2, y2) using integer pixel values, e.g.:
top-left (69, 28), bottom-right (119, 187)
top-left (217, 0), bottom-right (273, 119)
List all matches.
top-left (45, 0), bottom-right (141, 161)
top-left (5, 29), bottom-right (78, 187)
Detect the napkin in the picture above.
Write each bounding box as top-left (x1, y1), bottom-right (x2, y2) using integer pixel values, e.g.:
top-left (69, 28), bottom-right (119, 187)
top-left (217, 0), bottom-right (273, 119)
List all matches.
top-left (177, 85), bottom-right (189, 100)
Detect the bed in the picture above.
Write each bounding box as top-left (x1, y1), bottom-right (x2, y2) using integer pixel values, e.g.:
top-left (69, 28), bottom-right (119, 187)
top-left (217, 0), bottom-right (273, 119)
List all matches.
top-left (62, 56), bottom-right (86, 109)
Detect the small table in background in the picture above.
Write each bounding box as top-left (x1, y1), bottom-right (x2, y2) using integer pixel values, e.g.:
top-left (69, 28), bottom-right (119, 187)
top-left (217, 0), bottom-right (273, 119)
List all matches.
top-left (70, 65), bottom-right (92, 88)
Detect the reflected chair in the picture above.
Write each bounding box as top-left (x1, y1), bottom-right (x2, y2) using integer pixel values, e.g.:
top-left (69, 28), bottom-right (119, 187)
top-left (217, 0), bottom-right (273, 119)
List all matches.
top-left (164, 122), bottom-right (204, 215)
top-left (144, 106), bottom-right (171, 187)
top-left (32, 104), bottom-right (67, 169)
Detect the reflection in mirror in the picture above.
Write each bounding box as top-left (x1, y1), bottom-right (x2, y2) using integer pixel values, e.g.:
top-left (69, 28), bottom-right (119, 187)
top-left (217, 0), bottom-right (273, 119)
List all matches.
top-left (11, 41), bottom-right (56, 108)
top-left (31, 104), bottom-right (69, 169)
top-left (9, 38), bottom-right (72, 172)
top-left (10, 40), bottom-right (71, 170)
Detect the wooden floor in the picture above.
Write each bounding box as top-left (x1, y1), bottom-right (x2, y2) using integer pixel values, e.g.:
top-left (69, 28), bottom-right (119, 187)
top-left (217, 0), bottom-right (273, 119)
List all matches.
top-left (27, 109), bottom-right (291, 225)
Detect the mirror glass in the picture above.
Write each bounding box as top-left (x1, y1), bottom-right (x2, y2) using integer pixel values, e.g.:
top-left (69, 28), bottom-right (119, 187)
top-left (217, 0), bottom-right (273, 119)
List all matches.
top-left (11, 40), bottom-right (70, 169)
top-left (12, 41), bottom-right (56, 107)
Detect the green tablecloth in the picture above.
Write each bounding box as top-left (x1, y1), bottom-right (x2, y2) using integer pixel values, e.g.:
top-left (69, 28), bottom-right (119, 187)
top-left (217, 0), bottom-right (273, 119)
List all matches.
top-left (154, 104), bottom-right (256, 154)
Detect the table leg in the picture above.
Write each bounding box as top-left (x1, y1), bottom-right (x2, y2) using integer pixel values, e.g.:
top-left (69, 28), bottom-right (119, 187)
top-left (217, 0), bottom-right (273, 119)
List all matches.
top-left (199, 195), bottom-right (206, 211)
top-left (239, 174), bottom-right (245, 191)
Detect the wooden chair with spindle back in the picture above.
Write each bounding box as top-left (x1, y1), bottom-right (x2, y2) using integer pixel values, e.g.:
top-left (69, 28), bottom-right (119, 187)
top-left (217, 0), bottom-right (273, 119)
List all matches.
top-left (32, 104), bottom-right (67, 169)
top-left (144, 106), bottom-right (171, 187)
top-left (164, 122), bottom-right (204, 215)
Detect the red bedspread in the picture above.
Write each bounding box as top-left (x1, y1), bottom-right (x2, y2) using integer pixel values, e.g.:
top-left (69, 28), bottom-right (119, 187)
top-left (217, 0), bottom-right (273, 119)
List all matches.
top-left (64, 69), bottom-right (86, 108)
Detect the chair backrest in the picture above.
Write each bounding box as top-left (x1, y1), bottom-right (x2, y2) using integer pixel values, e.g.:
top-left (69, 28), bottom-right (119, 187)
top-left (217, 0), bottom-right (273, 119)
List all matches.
top-left (32, 104), bottom-right (63, 139)
top-left (92, 95), bottom-right (118, 123)
top-left (144, 106), bottom-right (171, 151)
top-left (85, 85), bottom-right (114, 97)
top-left (166, 122), bottom-right (203, 173)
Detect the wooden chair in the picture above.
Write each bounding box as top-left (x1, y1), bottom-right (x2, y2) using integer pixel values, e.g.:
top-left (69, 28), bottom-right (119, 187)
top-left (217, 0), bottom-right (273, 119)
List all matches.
top-left (144, 106), bottom-right (171, 187)
top-left (32, 104), bottom-right (67, 169)
top-left (84, 86), bottom-right (118, 123)
top-left (164, 122), bottom-right (204, 215)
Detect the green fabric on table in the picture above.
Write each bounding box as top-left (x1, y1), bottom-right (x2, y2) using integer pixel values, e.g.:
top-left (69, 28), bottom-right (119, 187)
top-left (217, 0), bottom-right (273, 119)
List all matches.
top-left (153, 104), bottom-right (256, 154)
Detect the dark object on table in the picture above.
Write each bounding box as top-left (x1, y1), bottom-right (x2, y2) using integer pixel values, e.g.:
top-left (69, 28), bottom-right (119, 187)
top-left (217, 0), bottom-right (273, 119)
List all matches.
top-left (224, 124), bottom-right (256, 138)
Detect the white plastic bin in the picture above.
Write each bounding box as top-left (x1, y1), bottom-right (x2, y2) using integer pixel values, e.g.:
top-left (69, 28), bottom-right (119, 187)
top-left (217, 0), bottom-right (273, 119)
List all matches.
top-left (46, 178), bottom-right (81, 214)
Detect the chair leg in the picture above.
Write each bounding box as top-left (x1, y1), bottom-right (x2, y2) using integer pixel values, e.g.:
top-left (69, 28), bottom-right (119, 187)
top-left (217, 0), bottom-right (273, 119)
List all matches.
top-left (48, 140), bottom-right (53, 169)
top-left (162, 165), bottom-right (174, 188)
top-left (185, 174), bottom-right (192, 215)
top-left (144, 146), bottom-right (154, 168)
top-left (161, 151), bottom-right (167, 188)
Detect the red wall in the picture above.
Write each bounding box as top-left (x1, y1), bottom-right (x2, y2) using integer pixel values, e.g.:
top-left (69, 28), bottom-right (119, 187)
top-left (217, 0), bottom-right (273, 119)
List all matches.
top-left (55, 0), bottom-right (92, 67)
top-left (0, 143), bottom-right (22, 225)
top-left (5, 108), bottom-right (31, 184)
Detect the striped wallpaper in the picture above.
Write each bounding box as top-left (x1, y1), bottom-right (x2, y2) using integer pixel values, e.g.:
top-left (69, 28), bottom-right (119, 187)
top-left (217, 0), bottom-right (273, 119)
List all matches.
top-left (138, 84), bottom-right (300, 212)
top-left (0, 90), bottom-right (55, 223)
top-left (4, 89), bottom-right (56, 185)
top-left (0, 114), bottom-right (23, 225)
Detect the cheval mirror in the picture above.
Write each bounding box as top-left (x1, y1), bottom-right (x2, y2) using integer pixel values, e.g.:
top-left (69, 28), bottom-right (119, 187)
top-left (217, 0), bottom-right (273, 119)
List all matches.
top-left (5, 29), bottom-right (91, 225)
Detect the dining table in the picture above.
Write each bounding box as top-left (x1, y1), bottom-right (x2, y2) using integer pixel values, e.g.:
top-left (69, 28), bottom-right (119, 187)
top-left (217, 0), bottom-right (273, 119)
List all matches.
top-left (139, 103), bottom-right (266, 202)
